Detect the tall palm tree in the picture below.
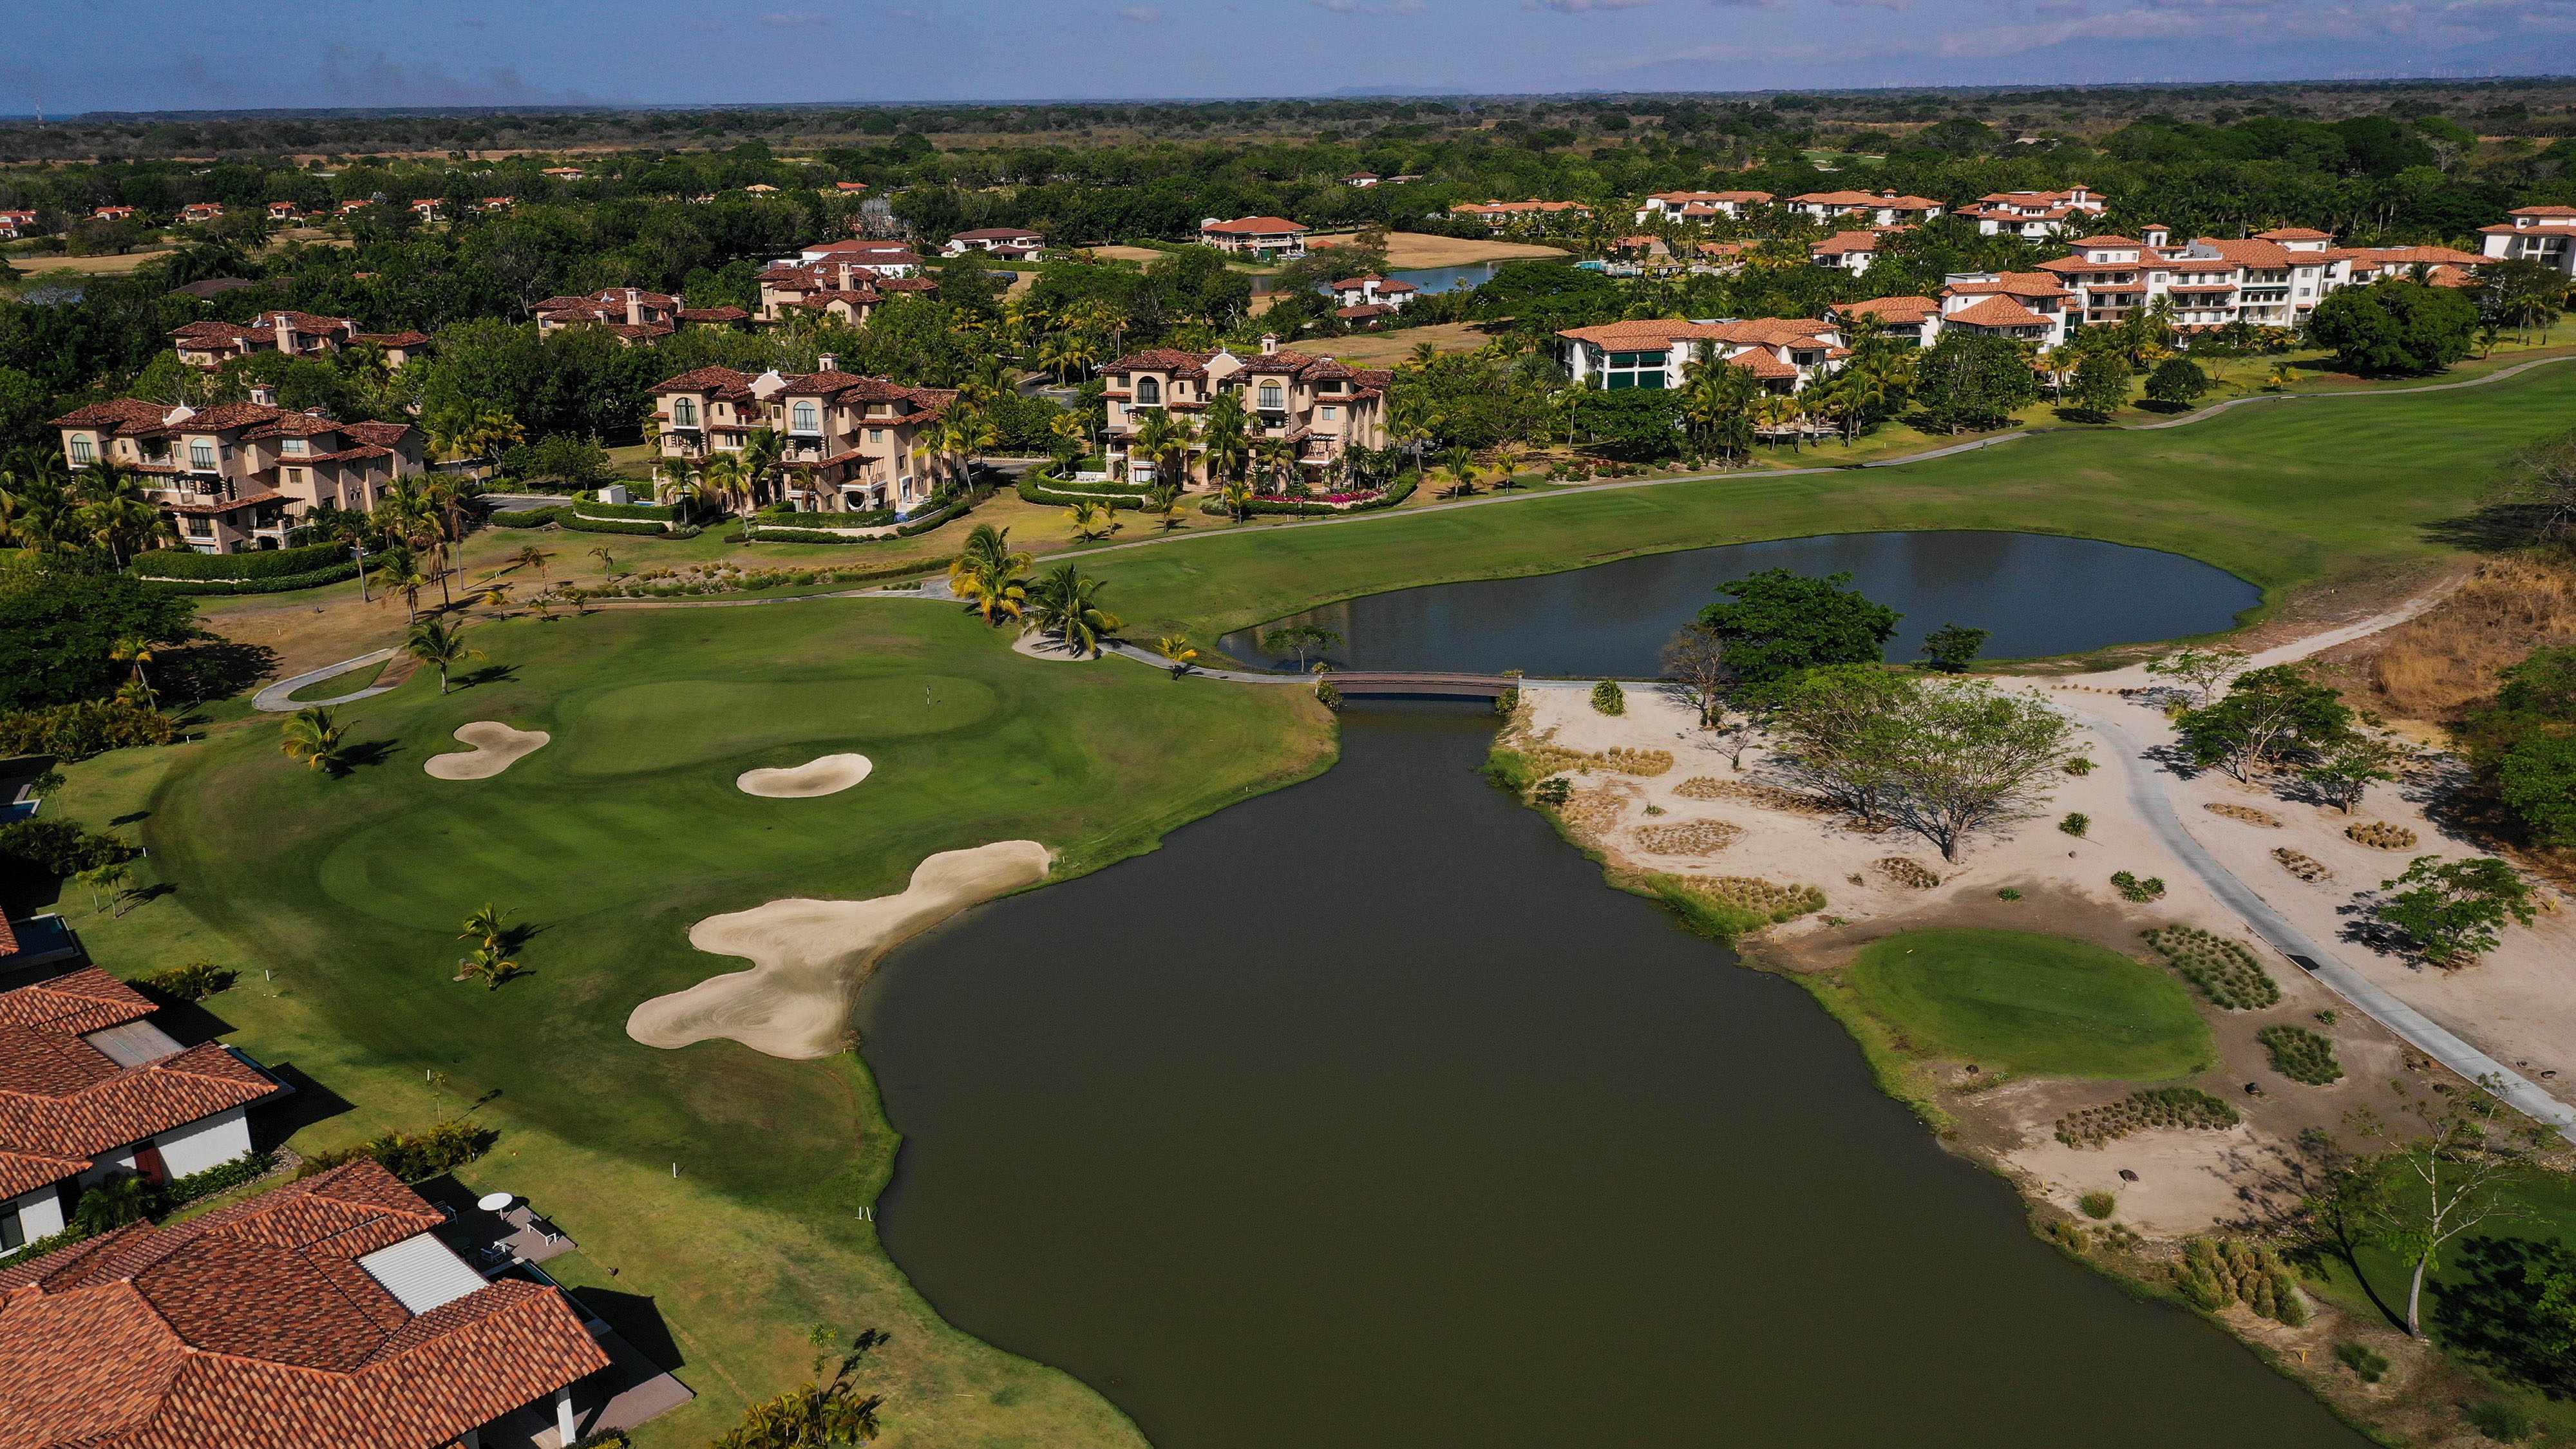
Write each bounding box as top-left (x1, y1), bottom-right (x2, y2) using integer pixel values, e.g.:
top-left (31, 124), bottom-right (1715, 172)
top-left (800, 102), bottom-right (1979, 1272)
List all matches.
top-left (737, 428), bottom-right (785, 516)
top-left (949, 524), bottom-right (1031, 625)
top-left (279, 706), bottom-right (350, 773)
top-left (394, 567), bottom-right (431, 624)
top-left (1027, 563), bottom-right (1124, 657)
top-left (403, 617), bottom-right (482, 695)
top-left (514, 544), bottom-right (553, 576)
top-left (1132, 409), bottom-right (1195, 492)
top-left (1198, 393), bottom-right (1250, 491)
top-left (110, 636), bottom-right (158, 710)
top-left (1252, 433), bottom-right (1296, 495)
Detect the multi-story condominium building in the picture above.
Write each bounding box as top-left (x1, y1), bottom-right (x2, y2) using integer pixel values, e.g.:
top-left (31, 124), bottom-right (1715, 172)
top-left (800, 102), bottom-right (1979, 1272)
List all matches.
top-left (757, 261), bottom-right (886, 325)
top-left (649, 358), bottom-right (958, 515)
top-left (1450, 198), bottom-right (1593, 229)
top-left (1955, 185), bottom-right (2108, 238)
top-left (795, 238), bottom-right (926, 276)
top-left (1936, 272), bottom-right (2079, 346)
top-left (1099, 337), bottom-right (1391, 488)
top-left (533, 289), bottom-right (746, 343)
top-left (52, 386), bottom-right (426, 553)
top-left (1634, 190), bottom-right (1774, 223)
top-left (2481, 205), bottom-right (2576, 277)
top-left (1810, 229), bottom-right (1902, 274)
top-left (1196, 216), bottom-right (1309, 257)
top-left (1828, 294), bottom-right (1941, 346)
top-left (943, 227), bottom-right (1045, 258)
top-left (1553, 317), bottom-right (1850, 393)
top-left (2035, 227), bottom-right (2486, 330)
top-left (1788, 191), bottom-right (1942, 227)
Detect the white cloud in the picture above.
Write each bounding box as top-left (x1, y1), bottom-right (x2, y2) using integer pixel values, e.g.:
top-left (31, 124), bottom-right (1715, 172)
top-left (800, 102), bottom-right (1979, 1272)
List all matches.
top-left (758, 11), bottom-right (834, 24)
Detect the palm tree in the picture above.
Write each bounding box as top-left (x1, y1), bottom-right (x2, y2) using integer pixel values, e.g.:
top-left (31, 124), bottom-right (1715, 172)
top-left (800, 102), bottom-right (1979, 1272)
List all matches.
top-left (1027, 563), bottom-right (1124, 657)
top-left (514, 544), bottom-right (553, 576)
top-left (737, 428), bottom-right (786, 516)
top-left (1063, 498), bottom-right (1113, 541)
top-left (480, 582), bottom-right (515, 614)
top-left (279, 706), bottom-right (350, 773)
top-left (395, 567), bottom-right (430, 623)
top-left (1131, 409), bottom-right (1194, 493)
top-left (110, 635), bottom-right (158, 710)
top-left (459, 944), bottom-right (522, 990)
top-left (1198, 393), bottom-right (1250, 491)
top-left (1251, 434), bottom-right (1296, 496)
top-left (1147, 485), bottom-right (1188, 532)
top-left (1218, 477), bottom-right (1254, 522)
top-left (78, 860), bottom-right (130, 914)
top-left (404, 617), bottom-right (482, 695)
top-left (1440, 445), bottom-right (1477, 497)
top-left (460, 904), bottom-right (510, 947)
top-left (948, 524), bottom-right (1031, 625)
top-left (589, 545), bottom-right (615, 576)
top-left (1153, 635), bottom-right (1198, 674)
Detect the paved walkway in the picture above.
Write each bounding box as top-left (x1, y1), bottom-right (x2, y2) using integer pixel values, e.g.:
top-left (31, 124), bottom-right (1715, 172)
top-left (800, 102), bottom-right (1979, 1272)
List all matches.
top-left (2049, 697), bottom-right (2576, 1143)
top-left (252, 648), bottom-right (400, 712)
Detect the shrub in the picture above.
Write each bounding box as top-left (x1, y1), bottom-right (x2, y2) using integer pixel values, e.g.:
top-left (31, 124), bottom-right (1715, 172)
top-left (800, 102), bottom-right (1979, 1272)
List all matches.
top-left (2346, 820), bottom-right (2418, 849)
top-left (1665, 874), bottom-right (1826, 923)
top-left (0, 698), bottom-right (178, 761)
top-left (2466, 1399), bottom-right (2533, 1443)
top-left (558, 514), bottom-right (674, 537)
top-left (2257, 1024), bottom-right (2345, 1085)
top-left (2065, 757), bottom-right (2095, 775)
top-left (744, 526), bottom-right (893, 545)
top-left (1532, 777), bottom-right (1572, 806)
top-left (486, 507), bottom-right (565, 529)
top-left (1314, 679), bottom-right (1343, 712)
top-left (2110, 870), bottom-right (2166, 902)
top-left (2060, 811), bottom-right (2089, 837)
top-left (1998, 887), bottom-right (2023, 901)
top-left (144, 562), bottom-right (363, 594)
top-left (2334, 1341), bottom-right (2390, 1383)
top-left (2142, 925), bottom-right (2281, 1010)
top-left (129, 541), bottom-right (348, 580)
top-left (137, 960), bottom-right (236, 1001)
top-left (165, 1149), bottom-right (278, 1207)
top-left (294, 1119), bottom-right (496, 1182)
top-left (569, 497), bottom-right (677, 521)
top-left (1591, 679), bottom-right (1625, 715)
top-left (2079, 1190), bottom-right (2116, 1219)
top-left (0, 819), bottom-right (141, 878)
top-left (2055, 1086), bottom-right (2239, 1147)
top-left (2171, 1237), bottom-right (2308, 1323)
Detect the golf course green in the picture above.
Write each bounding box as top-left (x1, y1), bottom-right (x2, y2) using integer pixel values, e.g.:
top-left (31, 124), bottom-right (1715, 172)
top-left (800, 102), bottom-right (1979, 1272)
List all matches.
top-left (1844, 929), bottom-right (2216, 1080)
top-left (52, 600), bottom-right (1331, 1447)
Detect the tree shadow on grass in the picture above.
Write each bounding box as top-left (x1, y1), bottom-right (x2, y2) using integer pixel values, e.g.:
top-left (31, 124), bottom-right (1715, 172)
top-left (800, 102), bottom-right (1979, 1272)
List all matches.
top-left (2432, 1236), bottom-right (2576, 1399)
top-left (454, 663), bottom-right (518, 690)
top-left (330, 739), bottom-right (402, 775)
top-left (2420, 504), bottom-right (2545, 553)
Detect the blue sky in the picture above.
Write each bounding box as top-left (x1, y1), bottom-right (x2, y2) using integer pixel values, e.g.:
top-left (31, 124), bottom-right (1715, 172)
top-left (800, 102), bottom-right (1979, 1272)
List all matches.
top-left (9, 0), bottom-right (2573, 116)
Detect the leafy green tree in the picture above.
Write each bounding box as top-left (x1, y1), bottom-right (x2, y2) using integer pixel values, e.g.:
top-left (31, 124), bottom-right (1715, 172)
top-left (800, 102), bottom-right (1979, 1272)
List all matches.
top-left (1257, 625), bottom-right (1341, 671)
top-left (2143, 357), bottom-right (2210, 406)
top-left (2070, 350), bottom-right (2131, 417)
top-left (2301, 734), bottom-right (2404, 813)
top-left (2376, 855), bottom-right (2535, 965)
top-left (0, 567), bottom-right (200, 712)
top-left (2307, 280), bottom-right (2479, 376)
top-left (2174, 664), bottom-right (2353, 782)
top-left (1697, 569), bottom-right (1900, 685)
top-left (1918, 623), bottom-right (1989, 673)
top-left (1911, 332), bottom-right (2038, 434)
top-left (2496, 734), bottom-right (2576, 848)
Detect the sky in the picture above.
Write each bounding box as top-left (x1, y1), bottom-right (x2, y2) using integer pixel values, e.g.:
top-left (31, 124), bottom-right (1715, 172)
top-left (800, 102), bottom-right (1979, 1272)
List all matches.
top-left (7, 0), bottom-right (2574, 116)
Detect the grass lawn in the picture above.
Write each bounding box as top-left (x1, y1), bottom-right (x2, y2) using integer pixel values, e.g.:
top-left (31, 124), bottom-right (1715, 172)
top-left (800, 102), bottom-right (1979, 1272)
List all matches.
top-left (43, 600), bottom-right (1333, 1448)
top-left (1840, 929), bottom-right (2215, 1079)
top-left (1074, 359), bottom-right (2576, 645)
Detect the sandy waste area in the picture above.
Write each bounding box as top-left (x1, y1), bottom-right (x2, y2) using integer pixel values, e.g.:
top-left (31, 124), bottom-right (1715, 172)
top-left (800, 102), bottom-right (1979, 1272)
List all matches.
top-left (627, 840), bottom-right (1052, 1059)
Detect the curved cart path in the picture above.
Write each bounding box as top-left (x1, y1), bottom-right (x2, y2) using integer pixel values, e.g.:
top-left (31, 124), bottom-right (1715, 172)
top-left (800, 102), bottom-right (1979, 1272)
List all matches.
top-left (252, 648), bottom-right (401, 712)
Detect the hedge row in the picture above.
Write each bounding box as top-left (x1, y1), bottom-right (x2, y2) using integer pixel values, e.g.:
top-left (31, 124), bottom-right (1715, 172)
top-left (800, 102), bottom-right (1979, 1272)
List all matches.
top-left (131, 541), bottom-right (347, 580)
top-left (486, 507), bottom-right (692, 538)
top-left (486, 507), bottom-right (566, 529)
top-left (573, 498), bottom-right (678, 521)
top-left (743, 526), bottom-right (889, 544)
top-left (146, 561), bottom-right (363, 594)
top-left (1021, 475), bottom-right (1147, 509)
top-left (1197, 471), bottom-right (1419, 518)
top-left (896, 497), bottom-right (974, 536)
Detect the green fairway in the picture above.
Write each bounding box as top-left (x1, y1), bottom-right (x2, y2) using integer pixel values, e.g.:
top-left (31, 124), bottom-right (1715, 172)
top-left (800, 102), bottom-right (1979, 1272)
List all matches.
top-left (46, 601), bottom-right (1332, 1448)
top-left (1842, 929), bottom-right (2215, 1080)
top-left (1077, 361), bottom-right (2576, 644)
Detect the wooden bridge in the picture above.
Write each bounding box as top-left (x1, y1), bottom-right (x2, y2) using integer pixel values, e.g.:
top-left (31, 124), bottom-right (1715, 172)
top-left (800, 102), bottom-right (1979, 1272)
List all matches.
top-left (1318, 672), bottom-right (1523, 698)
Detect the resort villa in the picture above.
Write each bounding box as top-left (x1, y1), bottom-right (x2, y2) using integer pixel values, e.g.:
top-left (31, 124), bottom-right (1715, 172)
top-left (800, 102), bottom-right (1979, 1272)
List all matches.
top-left (0, 1158), bottom-right (618, 1448)
top-left (51, 388), bottom-right (427, 553)
top-left (1551, 317), bottom-right (1852, 393)
top-left (0, 968), bottom-right (285, 1253)
top-left (1450, 198), bottom-right (1592, 229)
top-left (2481, 205), bottom-right (2576, 277)
top-left (650, 359), bottom-right (958, 515)
top-left (1786, 191), bottom-right (1943, 227)
top-left (942, 227), bottom-right (1046, 259)
top-left (1099, 336), bottom-right (1392, 488)
top-left (1955, 186), bottom-right (2109, 238)
top-left (1325, 273), bottom-right (1419, 319)
top-left (1196, 216), bottom-right (1310, 258)
top-left (1633, 191), bottom-right (1774, 223)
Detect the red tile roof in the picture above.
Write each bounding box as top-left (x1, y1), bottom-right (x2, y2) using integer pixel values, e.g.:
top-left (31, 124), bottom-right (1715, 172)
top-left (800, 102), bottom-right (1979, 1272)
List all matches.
top-left (1200, 216), bottom-right (1308, 234)
top-left (1944, 296), bottom-right (2054, 328)
top-left (1809, 230), bottom-right (1882, 256)
top-left (1834, 294), bottom-right (1939, 324)
top-left (2253, 227), bottom-right (2334, 241)
top-left (0, 1160), bottom-right (611, 1448)
top-left (0, 970), bottom-right (154, 1038)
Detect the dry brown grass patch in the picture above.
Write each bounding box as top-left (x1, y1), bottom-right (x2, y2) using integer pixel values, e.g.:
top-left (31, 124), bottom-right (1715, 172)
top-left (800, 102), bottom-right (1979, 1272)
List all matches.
top-left (1634, 819), bottom-right (1743, 855)
top-left (2366, 558), bottom-right (2576, 721)
top-left (1873, 857), bottom-right (1944, 889)
top-left (1600, 747), bottom-right (1674, 777)
top-left (1673, 776), bottom-right (1837, 815)
top-left (2273, 848), bottom-right (2333, 883)
top-left (2204, 802), bottom-right (2281, 827)
top-left (1671, 875), bottom-right (1828, 920)
top-left (1557, 785), bottom-right (1631, 842)
top-left (2347, 820), bottom-right (2419, 849)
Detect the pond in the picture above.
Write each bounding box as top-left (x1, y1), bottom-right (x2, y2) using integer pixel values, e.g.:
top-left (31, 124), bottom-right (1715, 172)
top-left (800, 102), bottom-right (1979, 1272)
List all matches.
top-left (857, 706), bottom-right (2363, 1449)
top-left (1220, 530), bottom-right (2261, 676)
top-left (1380, 261), bottom-right (1499, 294)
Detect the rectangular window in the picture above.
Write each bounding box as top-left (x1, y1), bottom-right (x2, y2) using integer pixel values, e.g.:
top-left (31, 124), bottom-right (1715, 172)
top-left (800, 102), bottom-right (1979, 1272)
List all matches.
top-left (869, 428), bottom-right (885, 443)
top-left (0, 1203), bottom-right (19, 1250)
top-left (69, 435), bottom-right (94, 464)
top-left (281, 438), bottom-right (308, 455)
top-left (287, 468), bottom-right (306, 484)
top-left (1321, 406), bottom-right (1338, 421)
top-left (189, 440), bottom-right (216, 470)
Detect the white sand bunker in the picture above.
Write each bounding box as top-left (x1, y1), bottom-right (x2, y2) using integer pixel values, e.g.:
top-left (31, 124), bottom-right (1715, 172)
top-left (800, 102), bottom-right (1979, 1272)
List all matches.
top-left (1012, 630), bottom-right (1101, 662)
top-left (737, 753), bottom-right (873, 798)
top-left (626, 840), bottom-right (1051, 1059)
top-left (424, 721), bottom-right (551, 780)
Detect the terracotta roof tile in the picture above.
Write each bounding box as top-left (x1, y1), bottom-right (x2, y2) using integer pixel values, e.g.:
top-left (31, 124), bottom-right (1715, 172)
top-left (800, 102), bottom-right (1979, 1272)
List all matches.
top-left (1944, 296), bottom-right (2054, 328)
top-left (0, 971), bottom-right (154, 1037)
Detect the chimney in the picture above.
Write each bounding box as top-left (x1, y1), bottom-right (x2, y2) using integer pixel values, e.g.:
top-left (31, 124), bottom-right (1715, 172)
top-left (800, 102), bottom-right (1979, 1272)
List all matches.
top-left (272, 313), bottom-right (294, 354)
top-left (1260, 334), bottom-right (1278, 356)
top-left (250, 384), bottom-right (278, 407)
top-left (839, 261), bottom-right (856, 290)
top-left (625, 287), bottom-right (644, 327)
top-left (818, 354), bottom-right (838, 373)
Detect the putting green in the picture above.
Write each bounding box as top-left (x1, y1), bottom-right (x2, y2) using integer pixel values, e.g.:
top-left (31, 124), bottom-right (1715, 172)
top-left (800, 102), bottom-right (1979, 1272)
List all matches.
top-left (1844, 929), bottom-right (2215, 1080)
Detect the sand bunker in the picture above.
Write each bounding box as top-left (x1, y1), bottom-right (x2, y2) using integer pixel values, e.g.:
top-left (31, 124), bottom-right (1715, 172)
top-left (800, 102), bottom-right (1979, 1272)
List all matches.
top-left (626, 840), bottom-right (1051, 1059)
top-left (737, 753), bottom-right (873, 798)
top-left (1011, 630), bottom-right (1099, 662)
top-left (424, 722), bottom-right (551, 780)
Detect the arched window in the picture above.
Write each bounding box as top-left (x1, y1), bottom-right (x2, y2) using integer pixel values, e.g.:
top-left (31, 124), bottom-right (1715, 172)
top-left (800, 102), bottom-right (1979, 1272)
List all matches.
top-left (672, 397), bottom-right (697, 428)
top-left (1257, 381), bottom-right (1284, 411)
top-left (791, 399), bottom-right (819, 432)
top-left (1135, 376), bottom-right (1161, 406)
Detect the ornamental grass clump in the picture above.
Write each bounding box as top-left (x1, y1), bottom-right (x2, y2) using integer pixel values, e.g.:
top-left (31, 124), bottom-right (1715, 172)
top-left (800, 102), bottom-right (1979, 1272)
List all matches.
top-left (1634, 819), bottom-right (1743, 855)
top-left (1598, 747), bottom-right (1674, 777)
top-left (2204, 802), bottom-right (2281, 827)
top-left (1872, 857), bottom-right (1942, 889)
top-left (2273, 848), bottom-right (2333, 883)
top-left (1591, 679), bottom-right (1625, 715)
top-left (2256, 1024), bottom-right (2345, 1084)
top-left (2172, 1237), bottom-right (2310, 1325)
top-left (1673, 875), bottom-right (1827, 922)
top-left (2142, 925), bottom-right (2282, 1010)
top-left (2347, 820), bottom-right (2419, 849)
top-left (2055, 1086), bottom-right (2239, 1147)
top-left (2079, 1191), bottom-right (2117, 1220)
top-left (2112, 870), bottom-right (2167, 903)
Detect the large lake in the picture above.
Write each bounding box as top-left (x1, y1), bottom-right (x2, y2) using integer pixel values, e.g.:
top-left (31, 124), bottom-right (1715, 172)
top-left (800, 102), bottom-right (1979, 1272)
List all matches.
top-left (1220, 530), bottom-right (2262, 676)
top-left (857, 706), bottom-right (2360, 1449)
